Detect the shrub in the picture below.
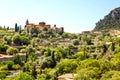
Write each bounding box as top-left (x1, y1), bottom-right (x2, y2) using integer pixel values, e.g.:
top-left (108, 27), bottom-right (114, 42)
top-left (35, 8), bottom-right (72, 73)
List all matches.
top-left (6, 47), bottom-right (18, 55)
top-left (13, 54), bottom-right (22, 65)
top-left (56, 59), bottom-right (78, 75)
top-left (100, 71), bottom-right (120, 80)
top-left (0, 71), bottom-right (8, 79)
top-left (14, 72), bottom-right (33, 80)
top-left (20, 49), bottom-right (27, 53)
top-left (0, 44), bottom-right (8, 53)
top-left (12, 34), bottom-right (21, 45)
top-left (74, 68), bottom-right (97, 80)
top-left (12, 64), bottom-right (20, 70)
top-left (40, 57), bottom-right (56, 69)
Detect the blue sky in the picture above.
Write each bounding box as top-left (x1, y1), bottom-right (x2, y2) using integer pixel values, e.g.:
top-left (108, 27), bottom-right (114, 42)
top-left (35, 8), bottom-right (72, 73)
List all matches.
top-left (0, 0), bottom-right (120, 33)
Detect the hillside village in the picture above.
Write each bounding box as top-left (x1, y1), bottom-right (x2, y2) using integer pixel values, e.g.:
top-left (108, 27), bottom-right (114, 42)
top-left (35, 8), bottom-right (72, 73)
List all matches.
top-left (1, 7), bottom-right (120, 80)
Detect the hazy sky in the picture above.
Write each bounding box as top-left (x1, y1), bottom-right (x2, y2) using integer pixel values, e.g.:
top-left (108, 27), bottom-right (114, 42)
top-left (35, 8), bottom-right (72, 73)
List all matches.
top-left (0, 0), bottom-right (120, 33)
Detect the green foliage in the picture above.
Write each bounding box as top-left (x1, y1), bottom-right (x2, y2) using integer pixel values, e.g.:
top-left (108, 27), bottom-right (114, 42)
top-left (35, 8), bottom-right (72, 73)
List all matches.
top-left (12, 34), bottom-right (30, 45)
top-left (31, 65), bottom-right (37, 79)
top-left (94, 7), bottom-right (120, 31)
top-left (14, 72), bottom-right (33, 80)
top-left (23, 62), bottom-right (30, 72)
top-left (12, 64), bottom-right (20, 70)
top-left (100, 71), bottom-right (120, 80)
top-left (12, 34), bottom-right (21, 45)
top-left (30, 27), bottom-right (39, 37)
top-left (40, 57), bottom-right (56, 69)
top-left (0, 44), bottom-right (7, 53)
top-left (0, 71), bottom-right (8, 79)
top-left (27, 52), bottom-right (37, 62)
top-left (77, 59), bottom-right (111, 77)
top-left (15, 23), bottom-right (18, 32)
top-left (20, 48), bottom-right (27, 53)
top-left (110, 52), bottom-right (120, 70)
top-left (73, 39), bottom-right (79, 45)
top-left (7, 61), bottom-right (14, 70)
top-left (20, 36), bottom-right (30, 45)
top-left (56, 59), bottom-right (78, 75)
top-left (13, 54), bottom-right (22, 65)
top-left (3, 36), bottom-right (12, 44)
top-left (6, 47), bottom-right (18, 55)
top-left (71, 52), bottom-right (87, 60)
top-left (74, 68), bottom-right (97, 80)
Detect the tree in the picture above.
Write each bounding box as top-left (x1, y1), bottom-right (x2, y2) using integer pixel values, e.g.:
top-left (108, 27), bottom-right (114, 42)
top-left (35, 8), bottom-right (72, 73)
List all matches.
top-left (6, 47), bottom-right (18, 55)
top-left (40, 57), bottom-right (56, 69)
top-left (110, 52), bottom-right (120, 70)
top-left (73, 39), bottom-right (79, 45)
top-left (23, 62), bottom-right (30, 72)
top-left (0, 44), bottom-right (8, 53)
top-left (3, 36), bottom-right (12, 44)
top-left (51, 51), bottom-right (56, 66)
top-left (74, 68), bottom-right (97, 80)
top-left (56, 59), bottom-right (78, 75)
top-left (108, 42), bottom-right (115, 52)
top-left (76, 59), bottom-right (111, 78)
top-left (20, 36), bottom-right (30, 45)
top-left (26, 45), bottom-right (35, 62)
top-left (31, 65), bottom-right (37, 79)
top-left (19, 25), bottom-right (22, 33)
top-left (13, 54), bottom-right (22, 65)
top-left (30, 27), bottom-right (39, 37)
top-left (100, 71), bottom-right (120, 80)
top-left (14, 72), bottom-right (33, 80)
top-left (12, 34), bottom-right (21, 45)
top-left (15, 23), bottom-right (18, 32)
top-left (43, 27), bottom-right (48, 31)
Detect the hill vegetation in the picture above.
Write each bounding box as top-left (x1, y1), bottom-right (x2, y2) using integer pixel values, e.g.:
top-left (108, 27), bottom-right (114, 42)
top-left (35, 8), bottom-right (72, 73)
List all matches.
top-left (1, 9), bottom-right (120, 79)
top-left (94, 7), bottom-right (120, 31)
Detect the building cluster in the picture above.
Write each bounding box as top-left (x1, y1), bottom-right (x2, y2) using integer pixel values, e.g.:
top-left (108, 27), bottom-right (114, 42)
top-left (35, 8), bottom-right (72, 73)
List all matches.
top-left (25, 20), bottom-right (64, 34)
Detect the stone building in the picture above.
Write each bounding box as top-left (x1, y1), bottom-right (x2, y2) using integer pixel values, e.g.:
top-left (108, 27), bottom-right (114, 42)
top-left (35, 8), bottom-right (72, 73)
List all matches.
top-left (25, 20), bottom-right (51, 32)
top-left (25, 20), bottom-right (64, 34)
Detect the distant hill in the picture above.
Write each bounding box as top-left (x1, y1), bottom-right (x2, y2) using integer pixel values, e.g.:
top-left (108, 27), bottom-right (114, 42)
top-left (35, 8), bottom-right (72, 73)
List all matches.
top-left (93, 7), bottom-right (120, 31)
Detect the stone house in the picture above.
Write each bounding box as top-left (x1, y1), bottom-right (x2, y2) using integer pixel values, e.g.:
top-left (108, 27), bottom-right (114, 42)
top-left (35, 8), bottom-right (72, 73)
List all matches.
top-left (25, 20), bottom-right (64, 34)
top-left (25, 21), bottom-right (51, 32)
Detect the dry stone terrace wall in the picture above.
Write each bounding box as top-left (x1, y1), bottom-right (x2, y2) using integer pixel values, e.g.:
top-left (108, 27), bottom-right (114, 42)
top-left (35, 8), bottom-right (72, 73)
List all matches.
top-left (0, 53), bottom-right (42, 62)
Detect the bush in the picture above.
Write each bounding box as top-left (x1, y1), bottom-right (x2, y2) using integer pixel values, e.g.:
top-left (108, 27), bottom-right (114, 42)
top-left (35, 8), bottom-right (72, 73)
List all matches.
top-left (3, 36), bottom-right (12, 44)
top-left (74, 68), bottom-right (97, 80)
top-left (76, 59), bottom-right (111, 78)
top-left (12, 34), bottom-right (30, 45)
top-left (13, 54), bottom-right (22, 65)
top-left (14, 72), bottom-right (33, 80)
top-left (0, 71), bottom-right (8, 79)
top-left (0, 61), bottom-right (14, 70)
top-left (56, 59), bottom-right (78, 75)
top-left (0, 44), bottom-right (8, 53)
top-left (20, 49), bottom-right (27, 53)
top-left (73, 39), bottom-right (79, 45)
top-left (12, 34), bottom-right (21, 45)
top-left (7, 61), bottom-right (14, 70)
top-left (110, 52), bottom-right (120, 70)
top-left (12, 64), bottom-right (20, 70)
top-left (40, 57), bottom-right (56, 69)
top-left (100, 71), bottom-right (120, 80)
top-left (20, 36), bottom-right (30, 45)
top-left (6, 47), bottom-right (18, 55)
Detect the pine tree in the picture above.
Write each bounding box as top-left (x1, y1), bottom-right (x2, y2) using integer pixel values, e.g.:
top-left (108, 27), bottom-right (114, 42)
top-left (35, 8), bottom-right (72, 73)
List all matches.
top-left (51, 51), bottom-right (56, 67)
top-left (31, 65), bottom-right (37, 79)
top-left (15, 23), bottom-right (18, 32)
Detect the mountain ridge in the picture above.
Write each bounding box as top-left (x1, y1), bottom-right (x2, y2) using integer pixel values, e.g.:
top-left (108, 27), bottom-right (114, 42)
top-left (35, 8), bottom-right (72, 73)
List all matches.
top-left (93, 7), bottom-right (120, 31)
